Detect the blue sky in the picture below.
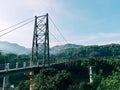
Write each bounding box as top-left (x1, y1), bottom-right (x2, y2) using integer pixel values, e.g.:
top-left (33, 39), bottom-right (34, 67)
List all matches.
top-left (0, 0), bottom-right (120, 47)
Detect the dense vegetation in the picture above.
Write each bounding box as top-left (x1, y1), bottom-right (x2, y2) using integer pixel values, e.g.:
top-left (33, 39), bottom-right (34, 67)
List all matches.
top-left (53, 44), bottom-right (120, 60)
top-left (0, 44), bottom-right (120, 89)
top-left (15, 59), bottom-right (120, 90)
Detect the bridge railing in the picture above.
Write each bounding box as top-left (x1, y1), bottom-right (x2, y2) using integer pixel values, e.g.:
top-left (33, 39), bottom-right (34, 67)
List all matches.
top-left (0, 58), bottom-right (88, 72)
top-left (0, 61), bottom-right (37, 71)
top-left (0, 60), bottom-right (54, 71)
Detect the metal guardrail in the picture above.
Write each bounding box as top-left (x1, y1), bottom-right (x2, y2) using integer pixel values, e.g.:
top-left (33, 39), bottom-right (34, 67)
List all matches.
top-left (0, 62), bottom-right (33, 72)
top-left (0, 58), bottom-right (88, 73)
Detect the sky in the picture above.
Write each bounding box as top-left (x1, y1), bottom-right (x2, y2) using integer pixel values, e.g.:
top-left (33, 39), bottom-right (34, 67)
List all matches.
top-left (0, 0), bottom-right (120, 48)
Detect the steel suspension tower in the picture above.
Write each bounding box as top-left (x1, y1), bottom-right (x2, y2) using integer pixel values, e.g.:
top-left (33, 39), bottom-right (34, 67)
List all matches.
top-left (31, 13), bottom-right (50, 66)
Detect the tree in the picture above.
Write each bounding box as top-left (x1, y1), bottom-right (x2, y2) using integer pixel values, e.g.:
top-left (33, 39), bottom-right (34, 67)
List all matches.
top-left (15, 80), bottom-right (29, 90)
top-left (33, 68), bottom-right (73, 90)
top-left (97, 69), bottom-right (120, 90)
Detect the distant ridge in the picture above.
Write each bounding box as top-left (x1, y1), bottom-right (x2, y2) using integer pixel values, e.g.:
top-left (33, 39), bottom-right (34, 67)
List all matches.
top-left (0, 41), bottom-right (30, 54)
top-left (0, 41), bottom-right (81, 55)
top-left (50, 44), bottom-right (81, 54)
top-left (1, 41), bottom-right (119, 55)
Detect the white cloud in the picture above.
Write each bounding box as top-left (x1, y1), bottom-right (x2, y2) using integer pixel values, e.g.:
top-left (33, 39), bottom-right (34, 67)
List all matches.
top-left (49, 32), bottom-right (120, 47)
top-left (68, 32), bottom-right (120, 46)
top-left (99, 32), bottom-right (120, 38)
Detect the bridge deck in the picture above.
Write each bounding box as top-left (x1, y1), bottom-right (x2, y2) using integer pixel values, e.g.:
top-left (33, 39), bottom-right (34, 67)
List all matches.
top-left (0, 59), bottom-right (87, 77)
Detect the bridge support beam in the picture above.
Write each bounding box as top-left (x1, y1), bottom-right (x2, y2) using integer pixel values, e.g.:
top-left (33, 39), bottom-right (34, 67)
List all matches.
top-left (30, 77), bottom-right (33, 90)
top-left (3, 76), bottom-right (9, 90)
top-left (26, 71), bottom-right (34, 90)
top-left (89, 66), bottom-right (93, 83)
top-left (29, 72), bottom-right (34, 90)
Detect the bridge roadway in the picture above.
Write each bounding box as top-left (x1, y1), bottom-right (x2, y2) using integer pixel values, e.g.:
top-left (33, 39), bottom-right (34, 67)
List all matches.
top-left (0, 58), bottom-right (87, 77)
top-left (0, 60), bottom-right (71, 78)
top-left (0, 62), bottom-right (60, 78)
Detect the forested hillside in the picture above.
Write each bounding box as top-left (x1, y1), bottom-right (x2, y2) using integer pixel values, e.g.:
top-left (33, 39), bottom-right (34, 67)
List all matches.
top-left (53, 44), bottom-right (120, 60)
top-left (50, 44), bottom-right (80, 54)
top-left (0, 44), bottom-right (120, 89)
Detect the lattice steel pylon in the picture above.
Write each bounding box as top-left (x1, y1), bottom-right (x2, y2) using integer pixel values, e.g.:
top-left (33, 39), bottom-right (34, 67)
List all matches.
top-left (31, 13), bottom-right (50, 66)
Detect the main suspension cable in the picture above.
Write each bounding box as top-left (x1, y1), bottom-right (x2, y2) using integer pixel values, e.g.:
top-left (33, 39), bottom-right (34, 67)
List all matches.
top-left (0, 19), bottom-right (34, 37)
top-left (50, 32), bottom-right (63, 45)
top-left (0, 17), bottom-right (34, 32)
top-left (49, 16), bottom-right (68, 44)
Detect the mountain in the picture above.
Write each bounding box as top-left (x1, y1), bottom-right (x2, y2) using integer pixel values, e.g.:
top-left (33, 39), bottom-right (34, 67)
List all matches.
top-left (54, 43), bottom-right (120, 59)
top-left (0, 41), bottom-right (30, 54)
top-left (0, 41), bottom-right (81, 55)
top-left (50, 44), bottom-right (81, 54)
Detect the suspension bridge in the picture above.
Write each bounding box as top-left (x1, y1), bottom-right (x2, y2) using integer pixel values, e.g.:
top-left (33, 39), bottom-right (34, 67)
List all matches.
top-left (0, 13), bottom-right (88, 90)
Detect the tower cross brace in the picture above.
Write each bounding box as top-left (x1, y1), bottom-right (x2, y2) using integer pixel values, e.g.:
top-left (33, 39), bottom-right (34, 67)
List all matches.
top-left (31, 13), bottom-right (50, 66)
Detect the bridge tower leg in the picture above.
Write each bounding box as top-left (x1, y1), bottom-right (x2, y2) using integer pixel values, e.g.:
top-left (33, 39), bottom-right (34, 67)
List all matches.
top-left (31, 13), bottom-right (50, 66)
top-left (2, 76), bottom-right (9, 90)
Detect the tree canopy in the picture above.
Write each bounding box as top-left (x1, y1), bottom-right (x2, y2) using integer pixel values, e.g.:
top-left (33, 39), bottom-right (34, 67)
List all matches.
top-left (33, 68), bottom-right (73, 90)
